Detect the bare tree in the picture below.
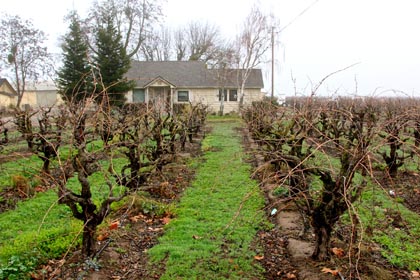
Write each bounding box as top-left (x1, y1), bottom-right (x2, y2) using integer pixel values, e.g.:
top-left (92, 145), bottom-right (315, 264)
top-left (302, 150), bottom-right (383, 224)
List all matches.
top-left (88, 0), bottom-right (163, 58)
top-left (235, 6), bottom-right (272, 109)
top-left (140, 26), bottom-right (172, 61)
top-left (174, 28), bottom-right (187, 61)
top-left (0, 14), bottom-right (51, 108)
top-left (210, 44), bottom-right (237, 115)
top-left (174, 21), bottom-right (222, 62)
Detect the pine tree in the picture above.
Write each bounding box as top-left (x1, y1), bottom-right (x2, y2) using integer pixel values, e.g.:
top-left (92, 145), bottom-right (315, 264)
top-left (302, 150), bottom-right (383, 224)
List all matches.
top-left (93, 13), bottom-right (134, 107)
top-left (56, 11), bottom-right (92, 104)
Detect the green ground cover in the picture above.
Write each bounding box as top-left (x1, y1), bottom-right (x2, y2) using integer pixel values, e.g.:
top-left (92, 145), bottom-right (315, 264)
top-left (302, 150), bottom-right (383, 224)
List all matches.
top-left (149, 118), bottom-right (268, 279)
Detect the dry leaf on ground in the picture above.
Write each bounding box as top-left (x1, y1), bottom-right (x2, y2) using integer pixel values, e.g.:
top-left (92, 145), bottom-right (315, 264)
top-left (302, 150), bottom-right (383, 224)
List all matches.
top-left (331, 247), bottom-right (345, 257)
top-left (162, 216), bottom-right (171, 225)
top-left (109, 221), bottom-right (120, 230)
top-left (321, 267), bottom-right (340, 276)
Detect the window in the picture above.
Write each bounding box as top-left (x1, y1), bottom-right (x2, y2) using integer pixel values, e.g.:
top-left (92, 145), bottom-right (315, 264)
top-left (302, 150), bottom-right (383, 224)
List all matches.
top-left (219, 89), bottom-right (238, 102)
top-left (229, 89), bottom-right (238, 102)
top-left (218, 89), bottom-right (227, 101)
top-left (177, 90), bottom-right (189, 102)
top-left (133, 89), bottom-right (145, 103)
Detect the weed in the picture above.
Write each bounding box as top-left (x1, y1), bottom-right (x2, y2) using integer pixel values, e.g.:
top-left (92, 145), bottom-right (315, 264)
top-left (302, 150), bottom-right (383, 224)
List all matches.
top-left (11, 175), bottom-right (31, 197)
top-left (115, 247), bottom-right (127, 254)
top-left (0, 252), bottom-right (39, 280)
top-left (272, 186), bottom-right (289, 198)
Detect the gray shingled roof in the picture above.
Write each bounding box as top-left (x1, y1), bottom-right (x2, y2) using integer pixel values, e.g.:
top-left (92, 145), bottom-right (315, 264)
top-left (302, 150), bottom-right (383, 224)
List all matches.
top-left (126, 61), bottom-right (264, 89)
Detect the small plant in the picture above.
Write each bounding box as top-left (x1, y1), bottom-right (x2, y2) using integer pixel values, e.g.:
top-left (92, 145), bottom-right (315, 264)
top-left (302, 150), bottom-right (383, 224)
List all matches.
top-left (11, 175), bottom-right (31, 198)
top-left (272, 186), bottom-right (289, 198)
top-left (115, 247), bottom-right (127, 254)
top-left (129, 193), bottom-right (170, 217)
top-left (0, 253), bottom-right (39, 280)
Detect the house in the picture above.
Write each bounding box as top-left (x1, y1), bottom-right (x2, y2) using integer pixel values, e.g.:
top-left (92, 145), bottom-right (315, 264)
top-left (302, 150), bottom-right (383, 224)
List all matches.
top-left (0, 78), bottom-right (17, 110)
top-left (125, 61), bottom-right (264, 113)
top-left (0, 79), bottom-right (62, 110)
top-left (8, 61), bottom-right (264, 113)
top-left (22, 81), bottom-right (63, 110)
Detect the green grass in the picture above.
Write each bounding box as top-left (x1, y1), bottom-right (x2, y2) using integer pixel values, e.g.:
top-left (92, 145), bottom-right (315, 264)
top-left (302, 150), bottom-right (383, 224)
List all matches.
top-left (0, 149), bottom-right (128, 279)
top-left (148, 118), bottom-right (268, 279)
top-left (353, 186), bottom-right (420, 270)
top-left (0, 188), bottom-right (81, 279)
top-left (0, 154), bottom-right (43, 190)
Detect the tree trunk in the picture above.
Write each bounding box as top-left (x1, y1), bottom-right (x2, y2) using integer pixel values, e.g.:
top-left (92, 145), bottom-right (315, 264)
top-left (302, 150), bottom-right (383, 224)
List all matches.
top-left (312, 225), bottom-right (332, 261)
top-left (41, 158), bottom-right (50, 174)
top-left (82, 218), bottom-right (98, 257)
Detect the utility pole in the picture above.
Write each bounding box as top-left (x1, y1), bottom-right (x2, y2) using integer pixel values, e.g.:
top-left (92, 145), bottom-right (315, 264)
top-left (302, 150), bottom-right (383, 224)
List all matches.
top-left (271, 26), bottom-right (275, 101)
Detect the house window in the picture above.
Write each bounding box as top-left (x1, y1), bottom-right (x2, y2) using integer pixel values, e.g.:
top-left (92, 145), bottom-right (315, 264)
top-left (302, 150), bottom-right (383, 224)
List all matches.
top-left (229, 89), bottom-right (238, 102)
top-left (177, 90), bottom-right (189, 102)
top-left (218, 89), bottom-right (227, 101)
top-left (219, 89), bottom-right (238, 102)
top-left (133, 88), bottom-right (145, 103)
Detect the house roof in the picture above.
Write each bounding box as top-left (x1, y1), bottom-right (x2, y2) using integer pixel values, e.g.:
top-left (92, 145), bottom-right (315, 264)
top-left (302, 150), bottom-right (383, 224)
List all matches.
top-left (0, 78), bottom-right (17, 96)
top-left (144, 76), bottom-right (177, 88)
top-left (126, 61), bottom-right (264, 89)
top-left (25, 81), bottom-right (57, 91)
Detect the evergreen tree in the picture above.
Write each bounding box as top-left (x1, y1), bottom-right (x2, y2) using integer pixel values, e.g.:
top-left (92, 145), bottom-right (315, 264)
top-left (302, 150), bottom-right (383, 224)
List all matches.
top-left (57, 11), bottom-right (92, 104)
top-left (93, 13), bottom-right (134, 107)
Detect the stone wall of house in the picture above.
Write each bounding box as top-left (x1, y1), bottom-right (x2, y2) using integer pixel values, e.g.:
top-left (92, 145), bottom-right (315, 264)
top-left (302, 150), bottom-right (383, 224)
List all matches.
top-left (0, 94), bottom-right (14, 109)
top-left (0, 82), bottom-right (16, 109)
top-left (181, 88), bottom-right (264, 114)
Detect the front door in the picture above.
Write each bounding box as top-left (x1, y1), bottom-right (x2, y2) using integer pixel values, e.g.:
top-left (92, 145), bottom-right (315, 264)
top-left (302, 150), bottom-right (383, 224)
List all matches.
top-left (149, 86), bottom-right (169, 112)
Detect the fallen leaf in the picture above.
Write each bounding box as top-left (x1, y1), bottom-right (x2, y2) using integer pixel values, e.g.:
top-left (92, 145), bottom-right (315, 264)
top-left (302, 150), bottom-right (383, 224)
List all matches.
top-left (148, 227), bottom-right (163, 232)
top-left (412, 271), bottom-right (420, 277)
top-left (331, 247), bottom-right (345, 257)
top-left (192, 235), bottom-right (202, 239)
top-left (109, 221), bottom-right (120, 230)
top-left (30, 272), bottom-right (41, 279)
top-left (129, 214), bottom-right (145, 222)
top-left (254, 255), bottom-right (264, 260)
top-left (162, 216), bottom-right (171, 225)
top-left (97, 232), bottom-right (109, 241)
top-left (321, 267), bottom-right (339, 276)
top-left (286, 272), bottom-right (297, 279)
top-left (160, 181), bottom-right (170, 187)
top-left (34, 186), bottom-right (45, 192)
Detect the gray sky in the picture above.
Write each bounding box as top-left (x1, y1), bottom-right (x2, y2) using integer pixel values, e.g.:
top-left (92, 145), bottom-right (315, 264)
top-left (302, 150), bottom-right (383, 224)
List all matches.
top-left (2, 0), bottom-right (420, 98)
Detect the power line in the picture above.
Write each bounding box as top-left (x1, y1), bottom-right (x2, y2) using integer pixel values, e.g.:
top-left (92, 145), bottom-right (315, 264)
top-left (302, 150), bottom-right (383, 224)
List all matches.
top-left (278, 0), bottom-right (320, 33)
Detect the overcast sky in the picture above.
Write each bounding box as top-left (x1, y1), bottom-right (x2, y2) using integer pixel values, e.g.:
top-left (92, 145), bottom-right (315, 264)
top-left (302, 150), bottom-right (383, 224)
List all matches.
top-left (2, 0), bottom-right (420, 98)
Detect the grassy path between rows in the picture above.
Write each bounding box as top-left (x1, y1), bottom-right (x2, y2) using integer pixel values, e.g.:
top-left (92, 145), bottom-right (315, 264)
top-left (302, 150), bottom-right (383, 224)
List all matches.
top-left (148, 118), bottom-right (268, 279)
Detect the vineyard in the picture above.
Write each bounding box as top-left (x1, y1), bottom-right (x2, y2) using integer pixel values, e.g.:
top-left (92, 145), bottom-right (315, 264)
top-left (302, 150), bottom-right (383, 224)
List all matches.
top-left (0, 102), bottom-right (208, 279)
top-left (0, 96), bottom-right (420, 279)
top-left (243, 96), bottom-right (420, 278)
